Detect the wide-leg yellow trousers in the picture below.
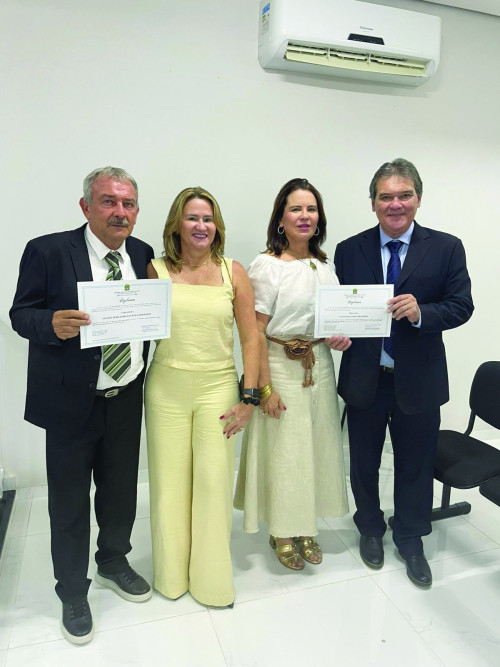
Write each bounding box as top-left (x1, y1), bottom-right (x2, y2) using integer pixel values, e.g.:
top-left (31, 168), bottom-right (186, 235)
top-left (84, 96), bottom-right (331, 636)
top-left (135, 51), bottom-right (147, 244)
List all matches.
top-left (145, 362), bottom-right (239, 607)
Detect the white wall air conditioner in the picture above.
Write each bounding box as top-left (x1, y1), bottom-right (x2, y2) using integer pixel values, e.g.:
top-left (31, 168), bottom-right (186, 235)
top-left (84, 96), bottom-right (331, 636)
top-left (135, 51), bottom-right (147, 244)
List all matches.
top-left (258, 0), bottom-right (441, 86)
top-left (419, 1), bottom-right (500, 17)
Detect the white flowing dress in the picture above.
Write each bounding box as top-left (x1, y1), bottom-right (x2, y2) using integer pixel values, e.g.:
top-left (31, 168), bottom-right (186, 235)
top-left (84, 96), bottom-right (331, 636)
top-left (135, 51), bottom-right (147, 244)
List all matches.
top-left (233, 254), bottom-right (349, 537)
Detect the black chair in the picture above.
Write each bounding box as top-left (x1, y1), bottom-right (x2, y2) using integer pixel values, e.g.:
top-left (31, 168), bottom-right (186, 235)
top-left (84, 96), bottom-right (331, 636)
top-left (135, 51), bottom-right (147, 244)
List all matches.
top-left (431, 361), bottom-right (500, 522)
top-left (479, 475), bottom-right (500, 508)
top-left (341, 403), bottom-right (347, 430)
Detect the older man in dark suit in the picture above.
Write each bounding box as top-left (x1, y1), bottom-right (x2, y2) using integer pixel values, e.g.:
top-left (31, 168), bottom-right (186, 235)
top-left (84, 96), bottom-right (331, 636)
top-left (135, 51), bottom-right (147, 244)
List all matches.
top-left (331, 158), bottom-right (473, 587)
top-left (10, 167), bottom-right (154, 643)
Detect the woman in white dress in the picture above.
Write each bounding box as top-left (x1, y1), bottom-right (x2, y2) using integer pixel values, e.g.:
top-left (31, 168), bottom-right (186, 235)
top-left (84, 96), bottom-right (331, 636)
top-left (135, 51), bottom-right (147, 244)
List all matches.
top-left (234, 178), bottom-right (351, 570)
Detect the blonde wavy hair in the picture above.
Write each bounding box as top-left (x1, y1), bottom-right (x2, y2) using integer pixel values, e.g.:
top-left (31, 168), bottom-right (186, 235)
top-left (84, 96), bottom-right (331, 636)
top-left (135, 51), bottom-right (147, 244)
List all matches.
top-left (162, 187), bottom-right (226, 272)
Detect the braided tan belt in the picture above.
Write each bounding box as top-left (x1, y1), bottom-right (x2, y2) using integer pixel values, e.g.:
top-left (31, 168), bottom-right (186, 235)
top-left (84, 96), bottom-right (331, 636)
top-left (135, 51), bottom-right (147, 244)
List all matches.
top-left (266, 336), bottom-right (324, 387)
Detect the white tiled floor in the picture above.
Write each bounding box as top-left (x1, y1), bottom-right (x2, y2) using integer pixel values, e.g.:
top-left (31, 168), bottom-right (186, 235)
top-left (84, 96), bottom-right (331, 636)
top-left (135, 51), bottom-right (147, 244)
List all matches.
top-left (2, 445), bottom-right (500, 666)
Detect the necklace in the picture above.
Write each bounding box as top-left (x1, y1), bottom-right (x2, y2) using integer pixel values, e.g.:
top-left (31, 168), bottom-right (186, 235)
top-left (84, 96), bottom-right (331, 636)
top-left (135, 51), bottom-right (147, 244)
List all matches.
top-left (286, 250), bottom-right (317, 271)
top-left (181, 256), bottom-right (211, 271)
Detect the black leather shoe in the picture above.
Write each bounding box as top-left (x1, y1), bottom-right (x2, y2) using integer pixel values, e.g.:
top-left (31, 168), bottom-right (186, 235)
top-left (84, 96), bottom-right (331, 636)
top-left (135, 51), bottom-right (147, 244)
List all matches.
top-left (61, 597), bottom-right (94, 645)
top-left (359, 535), bottom-right (384, 569)
top-left (95, 566), bottom-right (152, 602)
top-left (400, 552), bottom-right (432, 588)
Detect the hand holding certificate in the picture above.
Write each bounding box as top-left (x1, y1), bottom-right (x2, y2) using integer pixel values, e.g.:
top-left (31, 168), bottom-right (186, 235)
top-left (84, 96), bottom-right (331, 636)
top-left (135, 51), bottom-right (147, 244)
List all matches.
top-left (314, 285), bottom-right (393, 338)
top-left (77, 278), bottom-right (172, 349)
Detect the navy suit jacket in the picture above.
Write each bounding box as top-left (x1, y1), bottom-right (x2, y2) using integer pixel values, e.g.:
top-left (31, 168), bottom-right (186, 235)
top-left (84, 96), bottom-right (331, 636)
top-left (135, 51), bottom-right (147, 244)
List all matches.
top-left (10, 224), bottom-right (154, 433)
top-left (334, 222), bottom-right (473, 415)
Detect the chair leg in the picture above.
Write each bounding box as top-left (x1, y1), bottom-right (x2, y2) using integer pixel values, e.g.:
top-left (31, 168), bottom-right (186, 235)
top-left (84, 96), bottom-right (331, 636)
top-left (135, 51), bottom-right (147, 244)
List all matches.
top-left (430, 484), bottom-right (471, 521)
top-left (341, 404), bottom-right (347, 431)
top-left (441, 484), bottom-right (451, 510)
top-left (387, 484), bottom-right (472, 528)
top-left (431, 502), bottom-right (471, 521)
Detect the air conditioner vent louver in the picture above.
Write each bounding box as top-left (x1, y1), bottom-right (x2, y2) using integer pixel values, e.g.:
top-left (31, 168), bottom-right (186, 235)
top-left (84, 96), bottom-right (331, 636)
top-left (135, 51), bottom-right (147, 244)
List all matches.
top-left (285, 43), bottom-right (428, 77)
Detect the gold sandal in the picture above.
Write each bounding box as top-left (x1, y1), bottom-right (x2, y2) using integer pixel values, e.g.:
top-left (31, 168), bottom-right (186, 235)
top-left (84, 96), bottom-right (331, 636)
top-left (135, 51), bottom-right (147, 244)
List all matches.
top-left (269, 536), bottom-right (304, 571)
top-left (296, 537), bottom-right (322, 564)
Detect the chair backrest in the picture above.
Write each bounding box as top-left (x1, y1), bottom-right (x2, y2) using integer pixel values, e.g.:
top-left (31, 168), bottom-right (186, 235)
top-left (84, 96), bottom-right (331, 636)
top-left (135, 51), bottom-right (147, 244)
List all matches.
top-left (469, 361), bottom-right (500, 430)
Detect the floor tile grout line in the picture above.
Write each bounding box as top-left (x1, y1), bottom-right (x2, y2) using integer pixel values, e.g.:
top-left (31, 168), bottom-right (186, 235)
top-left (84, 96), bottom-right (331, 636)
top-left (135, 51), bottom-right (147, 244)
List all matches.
top-left (8, 605), bottom-right (213, 652)
top-left (207, 608), bottom-right (232, 667)
top-left (425, 544), bottom-right (500, 566)
top-left (19, 495), bottom-right (37, 539)
top-left (237, 573), bottom-right (385, 608)
top-left (461, 516), bottom-right (500, 548)
top-left (0, 535), bottom-right (27, 653)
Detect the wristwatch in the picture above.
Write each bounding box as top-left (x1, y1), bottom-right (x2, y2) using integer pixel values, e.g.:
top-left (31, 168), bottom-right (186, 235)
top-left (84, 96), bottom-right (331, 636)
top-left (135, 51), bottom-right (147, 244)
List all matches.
top-left (241, 387), bottom-right (260, 406)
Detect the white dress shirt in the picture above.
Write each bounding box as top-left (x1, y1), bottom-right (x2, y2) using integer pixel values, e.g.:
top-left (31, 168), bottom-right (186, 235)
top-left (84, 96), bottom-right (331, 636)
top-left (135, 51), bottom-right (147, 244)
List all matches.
top-left (84, 225), bottom-right (144, 389)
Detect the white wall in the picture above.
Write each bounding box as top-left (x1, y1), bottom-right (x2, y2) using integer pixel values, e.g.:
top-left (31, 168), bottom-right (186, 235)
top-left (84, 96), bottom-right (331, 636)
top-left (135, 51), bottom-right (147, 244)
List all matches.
top-left (1, 0), bottom-right (499, 488)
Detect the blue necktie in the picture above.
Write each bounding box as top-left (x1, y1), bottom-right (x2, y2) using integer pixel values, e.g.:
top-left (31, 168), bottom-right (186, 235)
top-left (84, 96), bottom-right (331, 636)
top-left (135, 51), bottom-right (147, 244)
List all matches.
top-left (384, 240), bottom-right (403, 359)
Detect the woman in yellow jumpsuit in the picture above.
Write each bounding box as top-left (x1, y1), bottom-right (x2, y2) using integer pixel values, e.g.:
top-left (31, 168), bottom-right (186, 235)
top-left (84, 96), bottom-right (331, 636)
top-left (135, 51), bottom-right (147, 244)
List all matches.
top-left (145, 187), bottom-right (259, 607)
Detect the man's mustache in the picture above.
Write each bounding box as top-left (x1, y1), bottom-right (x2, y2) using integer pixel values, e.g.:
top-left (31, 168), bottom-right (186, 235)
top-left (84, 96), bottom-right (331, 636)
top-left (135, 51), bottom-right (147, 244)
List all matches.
top-left (107, 217), bottom-right (130, 228)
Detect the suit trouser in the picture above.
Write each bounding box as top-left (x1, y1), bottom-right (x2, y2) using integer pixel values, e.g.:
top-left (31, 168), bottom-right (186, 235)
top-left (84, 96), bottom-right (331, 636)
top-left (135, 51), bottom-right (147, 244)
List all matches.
top-left (45, 376), bottom-right (143, 603)
top-left (145, 363), bottom-right (238, 607)
top-left (346, 369), bottom-right (440, 555)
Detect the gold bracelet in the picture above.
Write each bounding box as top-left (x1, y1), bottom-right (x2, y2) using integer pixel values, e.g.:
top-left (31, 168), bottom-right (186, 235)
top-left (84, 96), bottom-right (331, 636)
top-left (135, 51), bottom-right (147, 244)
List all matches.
top-left (259, 384), bottom-right (272, 400)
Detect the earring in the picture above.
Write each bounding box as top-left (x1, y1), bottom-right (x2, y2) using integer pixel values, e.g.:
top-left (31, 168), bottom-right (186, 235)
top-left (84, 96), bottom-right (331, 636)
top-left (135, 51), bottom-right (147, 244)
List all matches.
top-left (278, 225), bottom-right (285, 235)
top-left (314, 227), bottom-right (320, 237)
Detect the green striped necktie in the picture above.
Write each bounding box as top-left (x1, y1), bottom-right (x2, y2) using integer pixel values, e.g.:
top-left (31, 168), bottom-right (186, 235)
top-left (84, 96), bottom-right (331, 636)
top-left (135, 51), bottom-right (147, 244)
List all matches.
top-left (102, 251), bottom-right (131, 382)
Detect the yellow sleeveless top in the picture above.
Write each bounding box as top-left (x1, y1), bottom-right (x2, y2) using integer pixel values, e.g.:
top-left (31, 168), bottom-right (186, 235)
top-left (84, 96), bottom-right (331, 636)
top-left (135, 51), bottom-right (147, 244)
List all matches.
top-left (151, 256), bottom-right (235, 371)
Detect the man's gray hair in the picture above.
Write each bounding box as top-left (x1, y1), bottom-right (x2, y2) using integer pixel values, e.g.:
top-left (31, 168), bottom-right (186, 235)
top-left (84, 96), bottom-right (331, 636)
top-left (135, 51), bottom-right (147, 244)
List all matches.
top-left (369, 158), bottom-right (423, 201)
top-left (83, 166), bottom-right (139, 205)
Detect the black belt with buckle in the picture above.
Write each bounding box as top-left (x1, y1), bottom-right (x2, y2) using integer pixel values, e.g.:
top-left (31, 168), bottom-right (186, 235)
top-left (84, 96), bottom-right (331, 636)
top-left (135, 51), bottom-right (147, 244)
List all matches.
top-left (96, 384), bottom-right (129, 398)
top-left (380, 365), bottom-right (395, 374)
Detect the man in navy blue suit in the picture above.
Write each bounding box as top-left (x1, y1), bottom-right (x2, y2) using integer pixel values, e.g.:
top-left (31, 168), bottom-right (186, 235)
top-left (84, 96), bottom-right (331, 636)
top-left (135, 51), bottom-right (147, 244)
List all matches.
top-left (332, 158), bottom-right (473, 587)
top-left (10, 167), bottom-right (154, 643)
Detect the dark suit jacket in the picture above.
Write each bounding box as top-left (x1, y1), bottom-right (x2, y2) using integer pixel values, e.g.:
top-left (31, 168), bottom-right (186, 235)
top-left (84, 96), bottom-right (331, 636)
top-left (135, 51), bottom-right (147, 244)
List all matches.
top-left (10, 224), bottom-right (154, 434)
top-left (334, 222), bottom-right (473, 415)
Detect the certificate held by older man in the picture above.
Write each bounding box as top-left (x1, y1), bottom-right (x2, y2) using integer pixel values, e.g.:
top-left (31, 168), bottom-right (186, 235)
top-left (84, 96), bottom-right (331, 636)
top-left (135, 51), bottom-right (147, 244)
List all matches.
top-left (78, 278), bottom-right (172, 349)
top-left (314, 284), bottom-right (393, 338)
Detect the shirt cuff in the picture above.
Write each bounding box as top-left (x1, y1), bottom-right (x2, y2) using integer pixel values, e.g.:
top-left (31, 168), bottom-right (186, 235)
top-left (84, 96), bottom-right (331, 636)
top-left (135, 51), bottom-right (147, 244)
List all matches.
top-left (411, 312), bottom-right (422, 328)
